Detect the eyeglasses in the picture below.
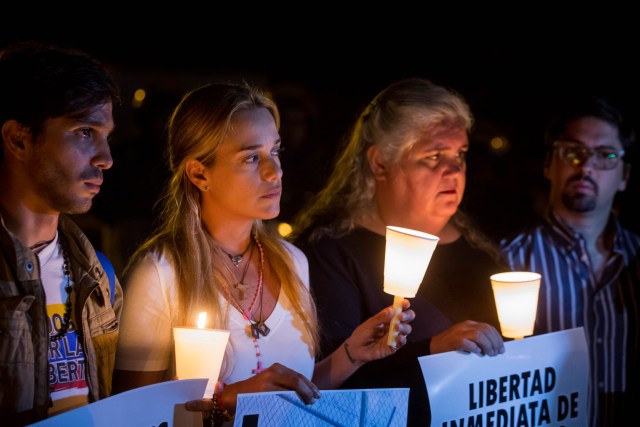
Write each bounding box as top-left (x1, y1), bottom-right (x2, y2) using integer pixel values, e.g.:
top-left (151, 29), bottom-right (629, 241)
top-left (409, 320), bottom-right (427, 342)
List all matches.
top-left (553, 141), bottom-right (625, 170)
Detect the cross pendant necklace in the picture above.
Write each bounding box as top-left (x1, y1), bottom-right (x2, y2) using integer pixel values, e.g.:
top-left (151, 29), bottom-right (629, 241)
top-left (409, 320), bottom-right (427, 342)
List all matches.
top-left (233, 244), bottom-right (253, 300)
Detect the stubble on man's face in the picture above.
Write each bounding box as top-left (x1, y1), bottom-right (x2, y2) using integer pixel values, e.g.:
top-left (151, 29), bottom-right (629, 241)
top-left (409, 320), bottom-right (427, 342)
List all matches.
top-left (30, 140), bottom-right (101, 215)
top-left (561, 173), bottom-right (598, 213)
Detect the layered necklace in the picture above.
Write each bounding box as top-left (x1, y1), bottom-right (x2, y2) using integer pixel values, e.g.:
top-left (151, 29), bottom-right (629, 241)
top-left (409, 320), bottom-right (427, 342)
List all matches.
top-left (221, 241), bottom-right (252, 267)
top-left (232, 244), bottom-right (253, 300)
top-left (221, 233), bottom-right (270, 374)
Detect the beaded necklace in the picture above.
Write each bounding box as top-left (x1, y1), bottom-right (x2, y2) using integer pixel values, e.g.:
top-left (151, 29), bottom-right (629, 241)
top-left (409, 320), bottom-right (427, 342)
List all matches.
top-left (49, 233), bottom-right (74, 342)
top-left (222, 233), bottom-right (269, 374)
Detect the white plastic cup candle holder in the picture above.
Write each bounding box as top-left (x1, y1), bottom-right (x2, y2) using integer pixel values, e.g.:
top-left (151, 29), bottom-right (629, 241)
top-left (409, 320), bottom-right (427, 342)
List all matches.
top-left (490, 271), bottom-right (541, 340)
top-left (384, 226), bottom-right (439, 347)
top-left (173, 325), bottom-right (230, 397)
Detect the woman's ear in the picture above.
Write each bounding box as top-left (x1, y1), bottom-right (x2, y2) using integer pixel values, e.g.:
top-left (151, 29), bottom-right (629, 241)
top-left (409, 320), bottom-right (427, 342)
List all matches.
top-left (185, 159), bottom-right (209, 191)
top-left (367, 145), bottom-right (388, 180)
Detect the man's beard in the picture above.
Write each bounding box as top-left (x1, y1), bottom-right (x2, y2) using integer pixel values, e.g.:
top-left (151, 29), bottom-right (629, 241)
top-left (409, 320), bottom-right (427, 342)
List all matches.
top-left (562, 192), bottom-right (596, 212)
top-left (561, 174), bottom-right (598, 213)
top-left (32, 154), bottom-right (99, 215)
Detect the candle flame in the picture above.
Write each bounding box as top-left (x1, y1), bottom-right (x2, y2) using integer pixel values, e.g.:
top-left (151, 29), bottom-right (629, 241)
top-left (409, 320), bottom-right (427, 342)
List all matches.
top-left (197, 312), bottom-right (207, 329)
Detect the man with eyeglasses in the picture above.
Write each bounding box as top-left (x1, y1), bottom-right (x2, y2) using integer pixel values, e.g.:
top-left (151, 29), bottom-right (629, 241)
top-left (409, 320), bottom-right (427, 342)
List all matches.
top-left (500, 94), bottom-right (639, 426)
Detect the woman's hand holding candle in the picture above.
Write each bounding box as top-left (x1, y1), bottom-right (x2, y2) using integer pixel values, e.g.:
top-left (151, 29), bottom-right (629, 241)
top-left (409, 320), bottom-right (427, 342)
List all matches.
top-left (382, 226), bottom-right (439, 348)
top-left (344, 298), bottom-right (415, 363)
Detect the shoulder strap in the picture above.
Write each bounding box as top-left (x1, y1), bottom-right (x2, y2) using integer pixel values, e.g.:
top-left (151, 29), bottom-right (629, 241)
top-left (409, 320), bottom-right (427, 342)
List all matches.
top-left (96, 250), bottom-right (116, 305)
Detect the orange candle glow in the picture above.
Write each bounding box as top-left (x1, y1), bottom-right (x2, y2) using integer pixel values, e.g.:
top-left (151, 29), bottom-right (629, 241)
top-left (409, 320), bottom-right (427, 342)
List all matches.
top-left (173, 312), bottom-right (230, 397)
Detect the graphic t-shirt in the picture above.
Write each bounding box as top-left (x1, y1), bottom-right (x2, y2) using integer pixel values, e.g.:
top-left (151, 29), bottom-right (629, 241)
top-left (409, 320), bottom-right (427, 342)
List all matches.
top-left (39, 234), bottom-right (89, 416)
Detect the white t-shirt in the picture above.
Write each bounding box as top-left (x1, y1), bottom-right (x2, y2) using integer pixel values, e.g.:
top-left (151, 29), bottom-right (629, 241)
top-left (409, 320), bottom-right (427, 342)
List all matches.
top-left (116, 240), bottom-right (315, 394)
top-left (40, 233), bottom-right (89, 415)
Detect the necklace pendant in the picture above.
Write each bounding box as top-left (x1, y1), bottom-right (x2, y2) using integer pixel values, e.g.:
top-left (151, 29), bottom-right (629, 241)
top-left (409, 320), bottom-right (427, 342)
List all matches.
top-left (230, 255), bottom-right (243, 267)
top-left (257, 322), bottom-right (270, 337)
top-left (252, 361), bottom-right (264, 374)
top-left (236, 282), bottom-right (248, 300)
top-left (251, 323), bottom-right (261, 339)
top-left (251, 321), bottom-right (270, 338)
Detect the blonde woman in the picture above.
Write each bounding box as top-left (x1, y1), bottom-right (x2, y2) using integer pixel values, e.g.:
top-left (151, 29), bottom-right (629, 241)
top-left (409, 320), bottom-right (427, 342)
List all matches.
top-left (113, 81), bottom-right (414, 426)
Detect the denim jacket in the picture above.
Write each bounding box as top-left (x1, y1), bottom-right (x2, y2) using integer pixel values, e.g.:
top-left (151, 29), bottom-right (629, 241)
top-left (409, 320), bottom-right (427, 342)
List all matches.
top-left (0, 215), bottom-right (123, 426)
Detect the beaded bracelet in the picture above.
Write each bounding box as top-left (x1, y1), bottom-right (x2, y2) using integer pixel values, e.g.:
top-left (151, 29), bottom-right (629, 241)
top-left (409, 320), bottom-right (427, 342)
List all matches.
top-left (209, 392), bottom-right (233, 427)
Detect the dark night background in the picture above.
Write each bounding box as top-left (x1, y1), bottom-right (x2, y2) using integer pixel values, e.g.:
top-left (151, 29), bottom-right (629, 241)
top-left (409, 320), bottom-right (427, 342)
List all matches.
top-left (2, 16), bottom-right (639, 274)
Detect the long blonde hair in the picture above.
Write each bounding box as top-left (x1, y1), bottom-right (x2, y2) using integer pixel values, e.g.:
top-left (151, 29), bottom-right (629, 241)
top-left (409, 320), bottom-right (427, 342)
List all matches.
top-left (125, 81), bottom-right (319, 354)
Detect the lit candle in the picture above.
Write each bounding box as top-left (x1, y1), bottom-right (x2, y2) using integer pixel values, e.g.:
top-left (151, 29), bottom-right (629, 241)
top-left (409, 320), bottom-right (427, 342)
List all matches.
top-left (490, 272), bottom-right (541, 340)
top-left (383, 226), bottom-right (439, 347)
top-left (197, 311), bottom-right (207, 329)
top-left (173, 312), bottom-right (230, 397)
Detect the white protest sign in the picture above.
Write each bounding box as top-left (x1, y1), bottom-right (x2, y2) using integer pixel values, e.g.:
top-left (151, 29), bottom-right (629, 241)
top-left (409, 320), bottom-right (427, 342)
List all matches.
top-left (29, 378), bottom-right (208, 427)
top-left (419, 327), bottom-right (588, 426)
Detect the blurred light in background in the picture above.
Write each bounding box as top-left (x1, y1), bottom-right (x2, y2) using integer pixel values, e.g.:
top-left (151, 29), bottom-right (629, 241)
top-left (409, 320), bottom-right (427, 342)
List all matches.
top-left (132, 88), bottom-right (146, 108)
top-left (490, 136), bottom-right (509, 152)
top-left (278, 222), bottom-right (293, 237)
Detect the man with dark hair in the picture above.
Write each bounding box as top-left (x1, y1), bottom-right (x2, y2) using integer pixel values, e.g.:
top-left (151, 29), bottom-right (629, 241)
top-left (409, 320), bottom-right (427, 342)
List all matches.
top-left (0, 41), bottom-right (123, 426)
top-left (501, 94), bottom-right (640, 426)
